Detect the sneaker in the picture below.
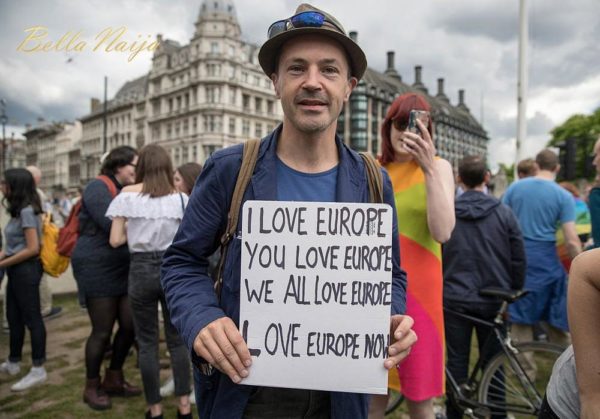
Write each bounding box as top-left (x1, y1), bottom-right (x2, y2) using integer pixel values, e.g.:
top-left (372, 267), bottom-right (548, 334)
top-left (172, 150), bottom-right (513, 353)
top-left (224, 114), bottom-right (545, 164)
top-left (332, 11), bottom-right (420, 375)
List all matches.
top-left (190, 389), bottom-right (196, 405)
top-left (160, 376), bottom-right (175, 397)
top-left (43, 306), bottom-right (63, 320)
top-left (10, 366), bottom-right (47, 391)
top-left (0, 360), bottom-right (21, 376)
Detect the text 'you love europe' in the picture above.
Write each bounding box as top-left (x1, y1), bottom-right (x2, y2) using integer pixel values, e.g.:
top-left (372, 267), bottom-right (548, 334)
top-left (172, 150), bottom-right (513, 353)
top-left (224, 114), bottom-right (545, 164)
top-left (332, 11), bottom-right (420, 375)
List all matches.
top-left (240, 201), bottom-right (393, 394)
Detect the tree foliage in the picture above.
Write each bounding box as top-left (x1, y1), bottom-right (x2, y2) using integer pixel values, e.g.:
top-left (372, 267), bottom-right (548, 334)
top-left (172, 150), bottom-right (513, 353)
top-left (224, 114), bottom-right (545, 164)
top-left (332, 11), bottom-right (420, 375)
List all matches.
top-left (547, 108), bottom-right (600, 179)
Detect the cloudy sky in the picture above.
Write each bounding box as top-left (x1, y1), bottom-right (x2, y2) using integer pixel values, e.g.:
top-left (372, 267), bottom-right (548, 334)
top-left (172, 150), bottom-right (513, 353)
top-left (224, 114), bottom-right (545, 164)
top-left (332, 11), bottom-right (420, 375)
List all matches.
top-left (1, 0), bottom-right (599, 170)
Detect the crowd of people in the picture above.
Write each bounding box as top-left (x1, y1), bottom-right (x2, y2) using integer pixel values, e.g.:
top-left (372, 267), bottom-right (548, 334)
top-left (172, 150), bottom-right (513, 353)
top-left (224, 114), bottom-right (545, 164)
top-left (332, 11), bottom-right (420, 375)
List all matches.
top-left (1, 3), bottom-right (599, 419)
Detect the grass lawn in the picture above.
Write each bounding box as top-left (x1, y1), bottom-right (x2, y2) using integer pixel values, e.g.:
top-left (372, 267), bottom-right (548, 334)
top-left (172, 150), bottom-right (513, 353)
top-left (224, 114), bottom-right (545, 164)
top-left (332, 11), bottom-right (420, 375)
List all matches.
top-left (0, 293), bottom-right (181, 418)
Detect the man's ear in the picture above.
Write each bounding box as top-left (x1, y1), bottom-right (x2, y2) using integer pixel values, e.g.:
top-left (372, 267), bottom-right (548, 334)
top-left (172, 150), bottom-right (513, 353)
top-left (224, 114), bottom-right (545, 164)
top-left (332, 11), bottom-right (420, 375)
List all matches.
top-left (271, 73), bottom-right (281, 99)
top-left (344, 77), bottom-right (358, 101)
top-left (555, 164), bottom-right (561, 174)
top-left (484, 171), bottom-right (491, 183)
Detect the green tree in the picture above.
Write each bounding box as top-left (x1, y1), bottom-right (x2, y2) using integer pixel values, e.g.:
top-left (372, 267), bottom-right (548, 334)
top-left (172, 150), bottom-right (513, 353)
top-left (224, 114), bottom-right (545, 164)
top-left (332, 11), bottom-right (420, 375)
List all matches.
top-left (547, 108), bottom-right (600, 179)
top-left (498, 162), bottom-right (515, 184)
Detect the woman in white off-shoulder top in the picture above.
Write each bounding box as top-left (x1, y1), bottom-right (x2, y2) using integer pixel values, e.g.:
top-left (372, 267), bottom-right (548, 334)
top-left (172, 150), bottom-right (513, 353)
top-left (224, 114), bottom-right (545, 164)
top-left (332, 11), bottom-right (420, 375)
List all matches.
top-left (106, 144), bottom-right (192, 419)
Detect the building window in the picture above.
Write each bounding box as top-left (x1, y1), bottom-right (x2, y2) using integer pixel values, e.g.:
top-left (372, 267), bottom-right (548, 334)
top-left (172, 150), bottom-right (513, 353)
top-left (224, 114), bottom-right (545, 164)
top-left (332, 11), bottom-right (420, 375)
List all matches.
top-left (267, 100), bottom-right (274, 115)
top-left (242, 119), bottom-right (250, 136)
top-left (255, 97), bottom-right (262, 114)
top-left (193, 145), bottom-right (198, 161)
top-left (242, 72), bottom-right (248, 83)
top-left (242, 94), bottom-right (250, 111)
top-left (255, 122), bottom-right (262, 138)
top-left (166, 123), bottom-right (172, 139)
top-left (229, 88), bottom-right (236, 105)
top-left (229, 117), bottom-right (236, 134)
top-left (182, 145), bottom-right (189, 162)
top-left (210, 42), bottom-right (219, 54)
top-left (183, 119), bottom-right (189, 135)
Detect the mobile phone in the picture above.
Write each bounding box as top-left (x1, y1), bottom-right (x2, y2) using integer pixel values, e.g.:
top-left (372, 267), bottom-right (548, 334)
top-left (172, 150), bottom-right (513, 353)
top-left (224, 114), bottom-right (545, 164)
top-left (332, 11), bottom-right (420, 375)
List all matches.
top-left (407, 110), bottom-right (430, 135)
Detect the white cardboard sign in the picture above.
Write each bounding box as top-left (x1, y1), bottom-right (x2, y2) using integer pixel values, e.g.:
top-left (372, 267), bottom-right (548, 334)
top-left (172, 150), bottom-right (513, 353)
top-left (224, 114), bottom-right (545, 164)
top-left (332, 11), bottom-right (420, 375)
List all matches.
top-left (239, 200), bottom-right (393, 394)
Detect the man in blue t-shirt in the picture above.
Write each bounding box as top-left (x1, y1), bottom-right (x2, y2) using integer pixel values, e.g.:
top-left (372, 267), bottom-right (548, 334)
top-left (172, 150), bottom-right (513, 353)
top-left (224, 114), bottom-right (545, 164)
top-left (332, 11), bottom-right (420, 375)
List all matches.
top-left (503, 149), bottom-right (581, 345)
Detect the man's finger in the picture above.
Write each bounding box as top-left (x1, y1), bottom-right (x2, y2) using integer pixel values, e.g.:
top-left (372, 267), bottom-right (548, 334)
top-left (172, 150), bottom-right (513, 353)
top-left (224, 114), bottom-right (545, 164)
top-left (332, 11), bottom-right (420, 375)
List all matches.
top-left (224, 321), bottom-right (253, 368)
top-left (202, 330), bottom-right (246, 383)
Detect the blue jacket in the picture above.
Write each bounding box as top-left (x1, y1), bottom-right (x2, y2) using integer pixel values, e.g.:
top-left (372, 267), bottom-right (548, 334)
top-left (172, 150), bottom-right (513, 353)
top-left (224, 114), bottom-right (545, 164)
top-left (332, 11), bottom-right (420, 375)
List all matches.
top-left (442, 190), bottom-right (526, 307)
top-left (161, 127), bottom-right (407, 419)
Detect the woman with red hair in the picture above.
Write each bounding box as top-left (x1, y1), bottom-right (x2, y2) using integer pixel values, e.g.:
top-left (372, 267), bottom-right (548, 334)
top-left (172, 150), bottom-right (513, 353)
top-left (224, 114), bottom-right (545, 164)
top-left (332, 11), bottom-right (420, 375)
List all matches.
top-left (370, 93), bottom-right (455, 419)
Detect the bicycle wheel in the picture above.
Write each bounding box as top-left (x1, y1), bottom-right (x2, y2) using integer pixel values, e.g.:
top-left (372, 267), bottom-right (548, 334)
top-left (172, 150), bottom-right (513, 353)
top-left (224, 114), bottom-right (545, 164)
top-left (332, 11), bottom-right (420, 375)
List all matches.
top-left (478, 341), bottom-right (565, 417)
top-left (385, 388), bottom-right (405, 415)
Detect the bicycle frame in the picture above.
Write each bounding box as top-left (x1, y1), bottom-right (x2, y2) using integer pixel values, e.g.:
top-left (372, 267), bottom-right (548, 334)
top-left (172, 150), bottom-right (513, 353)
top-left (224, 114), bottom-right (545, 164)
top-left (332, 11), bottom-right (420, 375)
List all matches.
top-left (443, 301), bottom-right (547, 417)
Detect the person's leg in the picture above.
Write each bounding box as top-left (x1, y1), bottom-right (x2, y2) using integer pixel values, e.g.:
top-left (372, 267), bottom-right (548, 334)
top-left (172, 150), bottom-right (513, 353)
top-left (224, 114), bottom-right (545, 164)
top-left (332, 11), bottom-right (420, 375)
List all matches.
top-left (161, 294), bottom-right (191, 415)
top-left (128, 263), bottom-right (162, 411)
top-left (405, 398), bottom-right (435, 419)
top-left (545, 323), bottom-right (571, 347)
top-left (83, 297), bottom-right (119, 409)
top-left (38, 274), bottom-right (53, 316)
top-left (368, 393), bottom-right (388, 419)
top-left (85, 297), bottom-right (118, 378)
top-left (102, 294), bottom-right (141, 397)
top-left (18, 260), bottom-right (45, 366)
top-left (5, 271), bottom-right (25, 364)
top-left (108, 294), bottom-right (136, 370)
top-left (444, 308), bottom-right (473, 419)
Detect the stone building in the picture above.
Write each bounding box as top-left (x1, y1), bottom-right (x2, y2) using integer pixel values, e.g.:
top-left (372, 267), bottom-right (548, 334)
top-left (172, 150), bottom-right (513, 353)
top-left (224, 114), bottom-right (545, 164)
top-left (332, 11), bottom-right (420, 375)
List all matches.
top-left (78, 0), bottom-right (282, 183)
top-left (24, 121), bottom-right (82, 191)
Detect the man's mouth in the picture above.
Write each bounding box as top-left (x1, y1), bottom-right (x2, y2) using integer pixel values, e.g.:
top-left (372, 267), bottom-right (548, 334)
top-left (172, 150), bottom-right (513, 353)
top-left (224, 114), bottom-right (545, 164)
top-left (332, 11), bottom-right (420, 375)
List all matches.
top-left (297, 98), bottom-right (328, 110)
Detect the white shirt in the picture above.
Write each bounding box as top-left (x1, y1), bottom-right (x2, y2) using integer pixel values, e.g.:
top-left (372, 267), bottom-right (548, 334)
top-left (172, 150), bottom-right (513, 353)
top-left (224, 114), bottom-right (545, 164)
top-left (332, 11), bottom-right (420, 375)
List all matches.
top-left (105, 191), bottom-right (188, 253)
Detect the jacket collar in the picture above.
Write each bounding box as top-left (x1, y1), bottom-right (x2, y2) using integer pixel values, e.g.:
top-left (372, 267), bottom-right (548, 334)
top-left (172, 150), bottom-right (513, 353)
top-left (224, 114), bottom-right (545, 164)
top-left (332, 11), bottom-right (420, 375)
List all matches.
top-left (249, 124), bottom-right (364, 202)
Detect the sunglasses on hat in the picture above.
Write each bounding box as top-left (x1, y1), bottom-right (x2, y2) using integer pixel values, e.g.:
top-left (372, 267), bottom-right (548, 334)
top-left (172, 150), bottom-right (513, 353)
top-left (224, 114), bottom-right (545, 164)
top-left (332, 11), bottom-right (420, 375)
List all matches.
top-left (267, 11), bottom-right (345, 39)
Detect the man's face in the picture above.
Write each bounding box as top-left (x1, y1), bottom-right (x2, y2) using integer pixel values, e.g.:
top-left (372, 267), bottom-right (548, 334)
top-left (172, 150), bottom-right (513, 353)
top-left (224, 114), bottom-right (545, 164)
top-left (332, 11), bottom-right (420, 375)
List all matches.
top-left (271, 35), bottom-right (357, 135)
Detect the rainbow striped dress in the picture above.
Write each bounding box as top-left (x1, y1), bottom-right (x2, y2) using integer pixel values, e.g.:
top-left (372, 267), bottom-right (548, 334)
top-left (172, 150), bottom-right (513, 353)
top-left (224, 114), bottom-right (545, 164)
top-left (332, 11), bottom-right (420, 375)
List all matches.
top-left (385, 160), bottom-right (445, 401)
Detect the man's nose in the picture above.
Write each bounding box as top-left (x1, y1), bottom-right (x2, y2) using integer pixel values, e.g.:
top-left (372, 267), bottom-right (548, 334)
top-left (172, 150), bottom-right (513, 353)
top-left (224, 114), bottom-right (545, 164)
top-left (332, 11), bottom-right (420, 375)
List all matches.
top-left (302, 66), bottom-right (322, 90)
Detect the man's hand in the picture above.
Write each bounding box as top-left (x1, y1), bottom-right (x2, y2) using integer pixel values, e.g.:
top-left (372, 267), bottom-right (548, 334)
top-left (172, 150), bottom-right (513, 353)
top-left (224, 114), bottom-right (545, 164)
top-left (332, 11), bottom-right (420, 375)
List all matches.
top-left (193, 317), bottom-right (252, 383)
top-left (384, 314), bottom-right (417, 369)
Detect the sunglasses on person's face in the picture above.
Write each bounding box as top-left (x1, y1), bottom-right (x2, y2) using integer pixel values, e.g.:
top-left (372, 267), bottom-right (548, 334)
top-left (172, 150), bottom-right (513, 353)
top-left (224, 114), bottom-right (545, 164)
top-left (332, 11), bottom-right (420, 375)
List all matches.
top-left (267, 11), bottom-right (344, 39)
top-left (392, 119), bottom-right (408, 131)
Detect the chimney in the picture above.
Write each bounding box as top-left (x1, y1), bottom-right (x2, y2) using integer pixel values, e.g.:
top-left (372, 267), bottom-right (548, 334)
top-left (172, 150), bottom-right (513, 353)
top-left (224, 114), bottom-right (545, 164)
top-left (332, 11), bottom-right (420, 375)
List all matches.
top-left (349, 31), bottom-right (357, 42)
top-left (436, 78), bottom-right (449, 102)
top-left (384, 51), bottom-right (401, 80)
top-left (457, 89), bottom-right (470, 112)
top-left (91, 98), bottom-right (101, 113)
top-left (412, 65), bottom-right (428, 93)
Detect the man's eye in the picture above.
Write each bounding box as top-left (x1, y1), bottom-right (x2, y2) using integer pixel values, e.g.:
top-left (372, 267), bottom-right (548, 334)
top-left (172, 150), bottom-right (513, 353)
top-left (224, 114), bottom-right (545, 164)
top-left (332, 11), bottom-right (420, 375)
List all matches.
top-left (289, 65), bottom-right (304, 73)
top-left (323, 67), bottom-right (339, 74)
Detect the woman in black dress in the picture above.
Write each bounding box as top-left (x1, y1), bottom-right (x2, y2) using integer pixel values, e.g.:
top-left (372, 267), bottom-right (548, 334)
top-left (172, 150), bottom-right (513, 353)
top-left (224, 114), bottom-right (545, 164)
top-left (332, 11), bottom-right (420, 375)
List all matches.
top-left (72, 146), bottom-right (141, 410)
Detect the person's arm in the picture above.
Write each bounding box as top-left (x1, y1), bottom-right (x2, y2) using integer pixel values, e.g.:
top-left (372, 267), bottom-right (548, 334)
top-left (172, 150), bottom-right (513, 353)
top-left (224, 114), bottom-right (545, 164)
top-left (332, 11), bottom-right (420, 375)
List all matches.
top-left (506, 207), bottom-right (526, 289)
top-left (402, 119), bottom-right (455, 243)
top-left (562, 221), bottom-right (582, 260)
top-left (568, 249), bottom-right (600, 418)
top-left (82, 180), bottom-right (114, 234)
top-left (0, 228), bottom-right (39, 268)
top-left (109, 217), bottom-right (127, 248)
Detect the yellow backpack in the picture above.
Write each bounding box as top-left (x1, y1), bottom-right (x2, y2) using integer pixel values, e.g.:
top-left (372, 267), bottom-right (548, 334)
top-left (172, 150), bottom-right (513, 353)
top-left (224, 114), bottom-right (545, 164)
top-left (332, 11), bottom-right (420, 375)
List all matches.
top-left (40, 212), bottom-right (70, 277)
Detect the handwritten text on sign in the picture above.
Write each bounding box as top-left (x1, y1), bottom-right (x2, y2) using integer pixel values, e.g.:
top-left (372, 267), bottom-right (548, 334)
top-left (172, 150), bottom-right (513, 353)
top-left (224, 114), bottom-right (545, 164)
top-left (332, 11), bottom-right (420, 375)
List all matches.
top-left (239, 201), bottom-right (393, 394)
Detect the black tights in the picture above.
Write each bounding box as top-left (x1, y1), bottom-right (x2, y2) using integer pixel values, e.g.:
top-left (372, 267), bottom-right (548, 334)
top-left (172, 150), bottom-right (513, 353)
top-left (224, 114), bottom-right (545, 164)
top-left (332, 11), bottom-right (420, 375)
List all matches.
top-left (85, 295), bottom-right (135, 379)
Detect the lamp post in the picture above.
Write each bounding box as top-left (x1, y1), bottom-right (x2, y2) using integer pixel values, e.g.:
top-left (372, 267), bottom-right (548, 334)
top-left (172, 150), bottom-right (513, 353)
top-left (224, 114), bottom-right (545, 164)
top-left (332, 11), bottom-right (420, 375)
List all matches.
top-left (0, 99), bottom-right (7, 174)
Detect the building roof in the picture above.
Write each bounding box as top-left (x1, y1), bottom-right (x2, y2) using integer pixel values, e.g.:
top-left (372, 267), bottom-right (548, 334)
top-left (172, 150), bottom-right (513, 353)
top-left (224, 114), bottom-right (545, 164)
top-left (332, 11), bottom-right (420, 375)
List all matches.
top-left (360, 67), bottom-right (487, 137)
top-left (79, 75), bottom-right (148, 121)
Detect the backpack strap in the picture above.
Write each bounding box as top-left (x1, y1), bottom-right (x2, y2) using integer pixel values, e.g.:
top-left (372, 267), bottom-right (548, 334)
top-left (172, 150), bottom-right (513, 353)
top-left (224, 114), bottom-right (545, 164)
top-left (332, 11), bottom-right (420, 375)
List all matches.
top-left (97, 175), bottom-right (118, 198)
top-left (215, 139), bottom-right (261, 298)
top-left (360, 152), bottom-right (384, 204)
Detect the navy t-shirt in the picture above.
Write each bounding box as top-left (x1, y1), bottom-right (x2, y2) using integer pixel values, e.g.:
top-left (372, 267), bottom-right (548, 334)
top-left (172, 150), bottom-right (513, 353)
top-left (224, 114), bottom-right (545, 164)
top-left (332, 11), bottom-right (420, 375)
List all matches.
top-left (276, 157), bottom-right (338, 202)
